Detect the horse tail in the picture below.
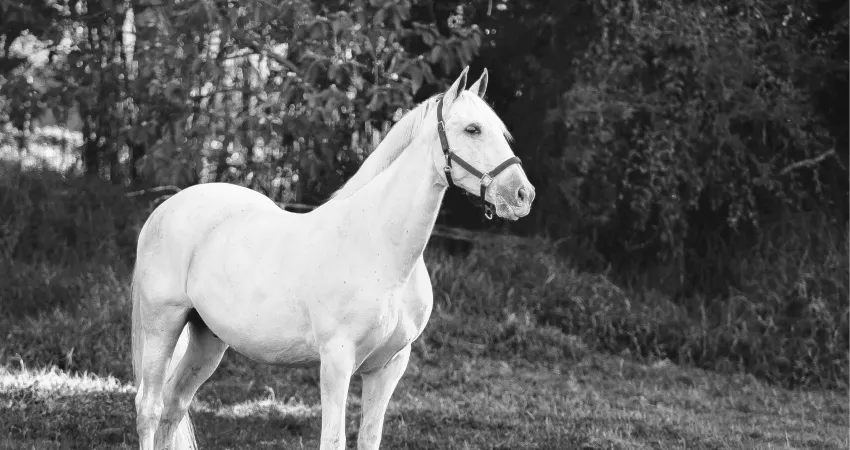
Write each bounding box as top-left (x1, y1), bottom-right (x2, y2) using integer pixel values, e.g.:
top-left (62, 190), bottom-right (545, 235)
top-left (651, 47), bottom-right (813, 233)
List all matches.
top-left (168, 324), bottom-right (198, 450)
top-left (171, 402), bottom-right (198, 450)
top-left (131, 269), bottom-right (198, 450)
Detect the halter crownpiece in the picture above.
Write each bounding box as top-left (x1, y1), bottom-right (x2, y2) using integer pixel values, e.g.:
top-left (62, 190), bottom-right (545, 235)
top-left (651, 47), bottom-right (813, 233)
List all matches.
top-left (436, 96), bottom-right (522, 220)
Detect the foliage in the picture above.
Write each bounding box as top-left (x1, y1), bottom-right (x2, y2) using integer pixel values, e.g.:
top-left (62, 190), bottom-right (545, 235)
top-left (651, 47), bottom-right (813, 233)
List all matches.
top-left (0, 0), bottom-right (481, 201)
top-left (428, 232), bottom-right (848, 390)
top-left (548, 0), bottom-right (848, 288)
top-left (0, 162), bottom-right (148, 265)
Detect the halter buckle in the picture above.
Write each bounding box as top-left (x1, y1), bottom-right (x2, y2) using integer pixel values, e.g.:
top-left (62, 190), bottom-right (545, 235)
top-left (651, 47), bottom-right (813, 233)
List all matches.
top-left (480, 174), bottom-right (493, 187)
top-left (484, 204), bottom-right (494, 220)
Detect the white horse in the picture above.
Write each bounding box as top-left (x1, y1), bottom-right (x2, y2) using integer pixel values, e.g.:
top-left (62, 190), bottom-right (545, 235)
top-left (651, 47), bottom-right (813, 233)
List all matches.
top-left (131, 66), bottom-right (535, 450)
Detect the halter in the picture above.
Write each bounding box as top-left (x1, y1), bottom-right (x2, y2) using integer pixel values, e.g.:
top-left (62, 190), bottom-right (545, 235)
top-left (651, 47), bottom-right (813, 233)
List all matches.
top-left (436, 96), bottom-right (522, 220)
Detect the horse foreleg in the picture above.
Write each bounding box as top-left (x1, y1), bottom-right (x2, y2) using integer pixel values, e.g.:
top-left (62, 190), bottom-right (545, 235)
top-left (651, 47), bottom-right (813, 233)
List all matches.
top-left (357, 345), bottom-right (411, 450)
top-left (318, 340), bottom-right (356, 450)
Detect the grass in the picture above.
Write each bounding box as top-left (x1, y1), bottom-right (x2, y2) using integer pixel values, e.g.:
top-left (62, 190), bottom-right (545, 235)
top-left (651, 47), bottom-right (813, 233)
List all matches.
top-left (2, 341), bottom-right (847, 449)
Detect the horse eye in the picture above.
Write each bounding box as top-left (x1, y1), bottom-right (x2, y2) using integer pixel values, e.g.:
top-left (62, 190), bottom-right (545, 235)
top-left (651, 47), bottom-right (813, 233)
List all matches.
top-left (464, 125), bottom-right (481, 135)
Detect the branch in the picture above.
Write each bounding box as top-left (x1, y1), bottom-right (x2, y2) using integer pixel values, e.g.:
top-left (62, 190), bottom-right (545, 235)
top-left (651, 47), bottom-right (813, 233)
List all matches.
top-left (778, 149), bottom-right (837, 175)
top-left (189, 87), bottom-right (265, 102)
top-left (126, 185), bottom-right (182, 197)
top-left (230, 29), bottom-right (299, 73)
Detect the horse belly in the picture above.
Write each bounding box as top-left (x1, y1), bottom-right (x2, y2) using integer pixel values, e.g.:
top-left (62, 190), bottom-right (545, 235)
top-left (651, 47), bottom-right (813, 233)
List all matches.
top-left (230, 328), bottom-right (320, 367)
top-left (187, 268), bottom-right (320, 367)
top-left (194, 297), bottom-right (320, 366)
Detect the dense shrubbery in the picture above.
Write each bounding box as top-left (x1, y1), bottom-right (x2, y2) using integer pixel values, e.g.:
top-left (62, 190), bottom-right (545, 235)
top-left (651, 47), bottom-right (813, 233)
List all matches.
top-left (430, 236), bottom-right (848, 389)
top-left (0, 164), bottom-right (148, 265)
top-left (535, 0), bottom-right (850, 385)
top-left (545, 0), bottom-right (848, 296)
top-left (2, 166), bottom-right (845, 390)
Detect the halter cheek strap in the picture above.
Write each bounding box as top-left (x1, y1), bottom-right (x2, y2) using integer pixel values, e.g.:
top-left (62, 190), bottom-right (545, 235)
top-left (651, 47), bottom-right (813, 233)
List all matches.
top-left (436, 96), bottom-right (522, 220)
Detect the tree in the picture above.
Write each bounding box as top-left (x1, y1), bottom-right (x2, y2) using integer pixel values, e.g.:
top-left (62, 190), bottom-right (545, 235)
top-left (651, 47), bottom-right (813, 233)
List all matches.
top-left (550, 0), bottom-right (847, 291)
top-left (1, 0), bottom-right (482, 201)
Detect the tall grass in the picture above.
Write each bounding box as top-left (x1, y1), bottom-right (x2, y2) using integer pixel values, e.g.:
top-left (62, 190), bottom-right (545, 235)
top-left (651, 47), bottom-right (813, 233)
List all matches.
top-left (427, 232), bottom-right (848, 389)
top-left (1, 163), bottom-right (847, 390)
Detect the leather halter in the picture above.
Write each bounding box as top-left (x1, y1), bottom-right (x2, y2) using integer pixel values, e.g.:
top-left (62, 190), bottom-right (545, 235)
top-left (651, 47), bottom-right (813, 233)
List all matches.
top-left (436, 96), bottom-right (522, 220)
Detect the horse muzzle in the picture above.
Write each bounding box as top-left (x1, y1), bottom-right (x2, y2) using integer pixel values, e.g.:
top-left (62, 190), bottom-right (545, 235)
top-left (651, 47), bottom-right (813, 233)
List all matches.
top-left (490, 174), bottom-right (535, 221)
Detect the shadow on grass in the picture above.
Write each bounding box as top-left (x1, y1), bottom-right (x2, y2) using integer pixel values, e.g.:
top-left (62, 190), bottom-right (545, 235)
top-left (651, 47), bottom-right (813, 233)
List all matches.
top-left (0, 362), bottom-right (318, 450)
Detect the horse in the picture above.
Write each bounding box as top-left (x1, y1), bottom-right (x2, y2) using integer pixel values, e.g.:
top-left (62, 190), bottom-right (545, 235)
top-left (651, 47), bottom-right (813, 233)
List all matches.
top-left (131, 66), bottom-right (536, 450)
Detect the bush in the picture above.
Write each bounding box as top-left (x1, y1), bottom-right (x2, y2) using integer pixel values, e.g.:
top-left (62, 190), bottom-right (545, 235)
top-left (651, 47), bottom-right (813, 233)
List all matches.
top-left (426, 232), bottom-right (848, 389)
top-left (0, 162), bottom-right (148, 266)
top-left (548, 0), bottom-right (848, 296)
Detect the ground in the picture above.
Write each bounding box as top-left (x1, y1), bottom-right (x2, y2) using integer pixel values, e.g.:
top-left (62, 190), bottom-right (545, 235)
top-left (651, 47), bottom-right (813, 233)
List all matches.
top-left (2, 343), bottom-right (846, 450)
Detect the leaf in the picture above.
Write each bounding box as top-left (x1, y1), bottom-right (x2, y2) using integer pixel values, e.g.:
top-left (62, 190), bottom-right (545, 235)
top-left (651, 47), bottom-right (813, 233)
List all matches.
top-left (429, 46), bottom-right (443, 64)
top-left (409, 66), bottom-right (423, 93)
top-left (310, 23), bottom-right (325, 40)
top-left (422, 30), bottom-right (435, 46)
top-left (332, 18), bottom-right (345, 37)
top-left (367, 92), bottom-right (383, 112)
top-left (392, 8), bottom-right (402, 30)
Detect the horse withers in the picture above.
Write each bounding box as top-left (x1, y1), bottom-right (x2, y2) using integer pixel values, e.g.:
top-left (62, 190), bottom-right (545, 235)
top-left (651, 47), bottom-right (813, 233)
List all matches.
top-left (131, 66), bottom-right (535, 450)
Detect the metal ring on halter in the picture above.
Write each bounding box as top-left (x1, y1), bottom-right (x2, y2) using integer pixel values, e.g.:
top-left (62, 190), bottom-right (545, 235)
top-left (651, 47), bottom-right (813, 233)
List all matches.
top-left (484, 204), bottom-right (494, 220)
top-left (480, 174), bottom-right (494, 219)
top-left (480, 174), bottom-right (493, 188)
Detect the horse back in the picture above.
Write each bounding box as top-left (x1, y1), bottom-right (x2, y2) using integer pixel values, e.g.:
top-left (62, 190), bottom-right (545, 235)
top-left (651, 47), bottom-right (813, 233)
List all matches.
top-left (134, 183), bottom-right (283, 295)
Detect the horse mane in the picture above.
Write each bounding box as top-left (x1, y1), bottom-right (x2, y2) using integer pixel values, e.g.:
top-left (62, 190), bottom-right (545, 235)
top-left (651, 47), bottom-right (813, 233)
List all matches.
top-left (328, 92), bottom-right (512, 201)
top-left (328, 96), bottom-right (438, 201)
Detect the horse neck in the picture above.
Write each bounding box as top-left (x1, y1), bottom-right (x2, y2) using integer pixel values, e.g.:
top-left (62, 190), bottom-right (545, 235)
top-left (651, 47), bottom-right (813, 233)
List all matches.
top-left (347, 136), bottom-right (445, 276)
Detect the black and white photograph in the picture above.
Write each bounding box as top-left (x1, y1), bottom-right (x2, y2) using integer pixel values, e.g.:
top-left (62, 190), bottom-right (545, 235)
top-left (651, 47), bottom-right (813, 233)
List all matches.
top-left (0, 0), bottom-right (847, 448)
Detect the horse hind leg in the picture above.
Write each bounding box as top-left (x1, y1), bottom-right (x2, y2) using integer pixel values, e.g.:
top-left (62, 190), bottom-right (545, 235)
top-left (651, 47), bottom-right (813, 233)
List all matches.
top-left (135, 297), bottom-right (193, 450)
top-left (154, 312), bottom-right (228, 449)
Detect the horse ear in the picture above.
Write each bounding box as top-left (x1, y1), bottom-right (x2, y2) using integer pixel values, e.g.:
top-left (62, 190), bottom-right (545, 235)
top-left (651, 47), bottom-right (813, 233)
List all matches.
top-left (442, 66), bottom-right (469, 114)
top-left (468, 68), bottom-right (488, 98)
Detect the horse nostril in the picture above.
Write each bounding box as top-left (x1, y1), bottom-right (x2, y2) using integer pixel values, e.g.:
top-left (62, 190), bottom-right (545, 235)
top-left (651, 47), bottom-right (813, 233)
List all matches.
top-left (518, 187), bottom-right (527, 203)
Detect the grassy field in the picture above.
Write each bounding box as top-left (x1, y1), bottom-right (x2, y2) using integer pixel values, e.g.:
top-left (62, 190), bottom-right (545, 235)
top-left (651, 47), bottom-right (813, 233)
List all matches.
top-left (2, 335), bottom-right (847, 450)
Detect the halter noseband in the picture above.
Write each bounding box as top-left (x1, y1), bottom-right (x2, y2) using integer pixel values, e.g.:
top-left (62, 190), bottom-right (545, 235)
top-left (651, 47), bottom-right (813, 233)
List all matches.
top-left (436, 96), bottom-right (522, 220)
